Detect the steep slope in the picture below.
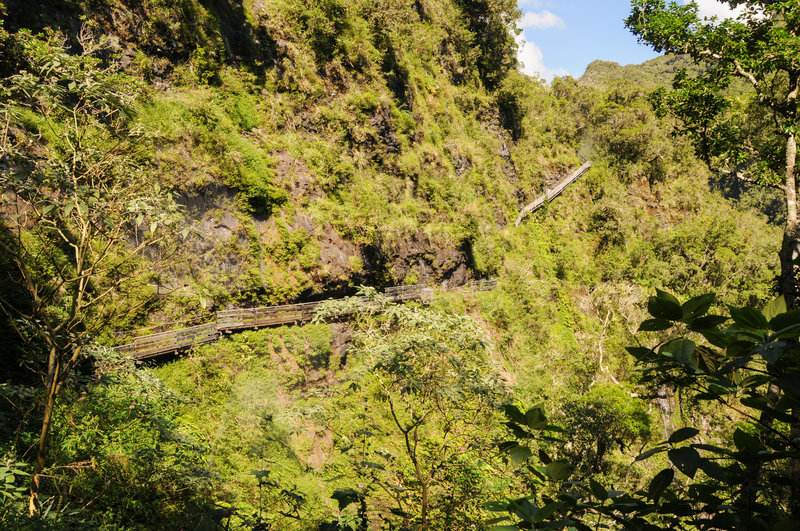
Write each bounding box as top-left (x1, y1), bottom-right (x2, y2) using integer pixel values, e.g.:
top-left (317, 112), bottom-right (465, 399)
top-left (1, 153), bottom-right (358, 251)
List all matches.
top-left (4, 0), bottom-right (564, 324)
top-left (0, 0), bottom-right (786, 528)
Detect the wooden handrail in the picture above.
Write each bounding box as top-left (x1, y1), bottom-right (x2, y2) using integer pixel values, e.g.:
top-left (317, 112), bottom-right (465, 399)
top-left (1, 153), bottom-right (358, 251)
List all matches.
top-left (515, 161), bottom-right (592, 227)
top-left (115, 280), bottom-right (497, 360)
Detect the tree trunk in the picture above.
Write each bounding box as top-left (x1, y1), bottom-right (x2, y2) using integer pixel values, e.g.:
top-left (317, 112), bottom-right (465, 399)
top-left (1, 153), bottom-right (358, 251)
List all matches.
top-left (418, 479), bottom-right (429, 530)
top-left (778, 132), bottom-right (800, 520)
top-left (733, 134), bottom-right (798, 523)
top-left (29, 371), bottom-right (60, 515)
top-left (780, 133), bottom-right (798, 309)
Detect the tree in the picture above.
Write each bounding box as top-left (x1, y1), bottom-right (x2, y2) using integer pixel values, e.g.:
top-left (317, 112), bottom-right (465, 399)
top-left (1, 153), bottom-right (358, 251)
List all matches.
top-left (314, 289), bottom-right (506, 529)
top-left (625, 1), bottom-right (800, 306)
top-left (490, 290), bottom-right (800, 529)
top-left (453, 0), bottom-right (521, 89)
top-left (0, 27), bottom-right (178, 513)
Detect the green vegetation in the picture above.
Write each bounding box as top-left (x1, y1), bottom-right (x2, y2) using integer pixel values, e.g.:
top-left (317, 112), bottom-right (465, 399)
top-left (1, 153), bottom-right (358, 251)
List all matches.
top-left (491, 290), bottom-right (800, 529)
top-left (627, 0), bottom-right (800, 306)
top-left (0, 0), bottom-right (796, 528)
top-left (313, 290), bottom-right (508, 527)
top-left (0, 27), bottom-right (181, 514)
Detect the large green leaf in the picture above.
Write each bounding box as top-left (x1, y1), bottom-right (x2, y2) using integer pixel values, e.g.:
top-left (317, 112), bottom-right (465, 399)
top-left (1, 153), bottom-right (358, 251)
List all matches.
top-left (754, 341), bottom-right (788, 365)
top-left (626, 346), bottom-right (657, 361)
top-left (648, 290), bottom-right (682, 320)
top-left (647, 468), bottom-right (674, 501)
top-left (762, 295), bottom-right (787, 322)
top-left (509, 445), bottom-right (533, 466)
top-left (739, 375), bottom-right (771, 389)
top-left (502, 404), bottom-right (527, 426)
top-left (668, 447), bottom-right (700, 478)
top-left (729, 306), bottom-right (768, 330)
top-left (698, 327), bottom-right (729, 348)
top-left (635, 445), bottom-right (667, 461)
top-left (732, 429), bottom-right (762, 454)
top-left (668, 427), bottom-right (699, 444)
top-left (680, 293), bottom-right (715, 322)
top-left (691, 443), bottom-right (732, 456)
top-left (656, 288), bottom-right (681, 307)
top-left (638, 318), bottom-right (673, 332)
top-left (770, 309), bottom-right (800, 333)
top-left (538, 449), bottom-right (552, 465)
top-left (545, 460), bottom-right (571, 481)
top-left (689, 315), bottom-right (728, 330)
top-left (534, 501), bottom-right (565, 522)
top-left (524, 407), bottom-right (548, 430)
top-left (661, 338), bottom-right (696, 363)
top-left (331, 488), bottom-right (360, 511)
top-left (698, 458), bottom-right (729, 482)
top-left (507, 497), bottom-right (537, 521)
top-left (589, 479), bottom-right (608, 501)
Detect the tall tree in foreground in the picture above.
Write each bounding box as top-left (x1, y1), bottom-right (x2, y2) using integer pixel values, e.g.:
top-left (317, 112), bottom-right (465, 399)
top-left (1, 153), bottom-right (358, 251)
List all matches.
top-left (625, 1), bottom-right (800, 524)
top-left (314, 289), bottom-right (506, 528)
top-left (625, 0), bottom-right (800, 305)
top-left (0, 28), bottom-right (177, 513)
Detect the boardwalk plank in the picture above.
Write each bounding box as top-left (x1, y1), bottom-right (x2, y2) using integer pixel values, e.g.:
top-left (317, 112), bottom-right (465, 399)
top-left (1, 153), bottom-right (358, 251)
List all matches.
top-left (117, 280), bottom-right (496, 359)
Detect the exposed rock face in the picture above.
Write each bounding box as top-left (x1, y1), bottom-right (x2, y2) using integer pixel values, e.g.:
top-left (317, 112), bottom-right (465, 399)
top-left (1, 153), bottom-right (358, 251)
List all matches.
top-left (381, 230), bottom-right (469, 287)
top-left (170, 184), bottom-right (471, 304)
top-left (368, 104), bottom-right (401, 154)
top-left (274, 151), bottom-right (324, 203)
top-left (318, 227), bottom-right (361, 283)
top-left (451, 153), bottom-right (472, 176)
top-left (168, 187), bottom-right (251, 293)
top-left (4, 0), bottom-right (515, 314)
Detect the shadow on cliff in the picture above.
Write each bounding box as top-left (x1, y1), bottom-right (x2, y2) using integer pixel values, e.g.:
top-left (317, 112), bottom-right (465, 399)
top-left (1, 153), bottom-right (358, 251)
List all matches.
top-left (1, 0), bottom-right (281, 77)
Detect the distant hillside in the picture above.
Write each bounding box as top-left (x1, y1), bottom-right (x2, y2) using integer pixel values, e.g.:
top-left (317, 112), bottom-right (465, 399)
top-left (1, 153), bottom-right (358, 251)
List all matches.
top-left (579, 54), bottom-right (699, 88)
top-left (580, 54), bottom-right (754, 98)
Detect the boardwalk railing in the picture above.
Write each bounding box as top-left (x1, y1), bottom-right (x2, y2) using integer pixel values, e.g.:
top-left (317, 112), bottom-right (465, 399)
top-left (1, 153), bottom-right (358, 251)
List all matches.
top-left (515, 161), bottom-right (592, 226)
top-left (217, 301), bottom-right (322, 332)
top-left (462, 278), bottom-right (497, 292)
top-left (119, 323), bottom-right (219, 361)
top-left (383, 284), bottom-right (435, 302)
top-left (116, 280), bottom-right (497, 360)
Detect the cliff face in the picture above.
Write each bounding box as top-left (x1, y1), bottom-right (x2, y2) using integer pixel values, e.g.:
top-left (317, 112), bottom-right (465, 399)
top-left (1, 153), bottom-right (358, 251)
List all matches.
top-left (0, 0), bottom-right (779, 324)
top-left (2, 0), bottom-right (552, 317)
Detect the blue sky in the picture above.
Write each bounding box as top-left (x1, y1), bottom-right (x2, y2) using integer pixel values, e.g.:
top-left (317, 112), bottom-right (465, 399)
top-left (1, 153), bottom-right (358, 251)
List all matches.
top-left (516, 0), bottom-right (745, 81)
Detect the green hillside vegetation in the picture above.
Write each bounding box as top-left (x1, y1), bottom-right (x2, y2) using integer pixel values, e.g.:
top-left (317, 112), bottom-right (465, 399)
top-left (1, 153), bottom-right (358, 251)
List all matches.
top-left (580, 55), bottom-right (699, 89)
top-left (0, 0), bottom-right (794, 529)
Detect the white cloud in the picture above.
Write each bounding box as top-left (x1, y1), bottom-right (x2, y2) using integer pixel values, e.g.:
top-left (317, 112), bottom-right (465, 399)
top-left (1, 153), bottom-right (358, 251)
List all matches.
top-left (515, 32), bottom-right (569, 82)
top-left (519, 10), bottom-right (566, 30)
top-left (690, 0), bottom-right (746, 20)
top-left (518, 0), bottom-right (547, 8)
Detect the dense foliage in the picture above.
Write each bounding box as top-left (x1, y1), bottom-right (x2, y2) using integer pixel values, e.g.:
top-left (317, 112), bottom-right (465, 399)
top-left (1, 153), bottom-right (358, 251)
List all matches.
top-left (491, 291), bottom-right (800, 529)
top-left (627, 0), bottom-right (800, 306)
top-left (0, 0), bottom-right (794, 528)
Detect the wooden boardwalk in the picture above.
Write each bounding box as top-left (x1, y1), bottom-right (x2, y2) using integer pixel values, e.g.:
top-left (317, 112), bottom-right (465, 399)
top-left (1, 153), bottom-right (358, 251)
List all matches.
top-left (515, 160), bottom-right (592, 226)
top-left (116, 279), bottom-right (497, 360)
